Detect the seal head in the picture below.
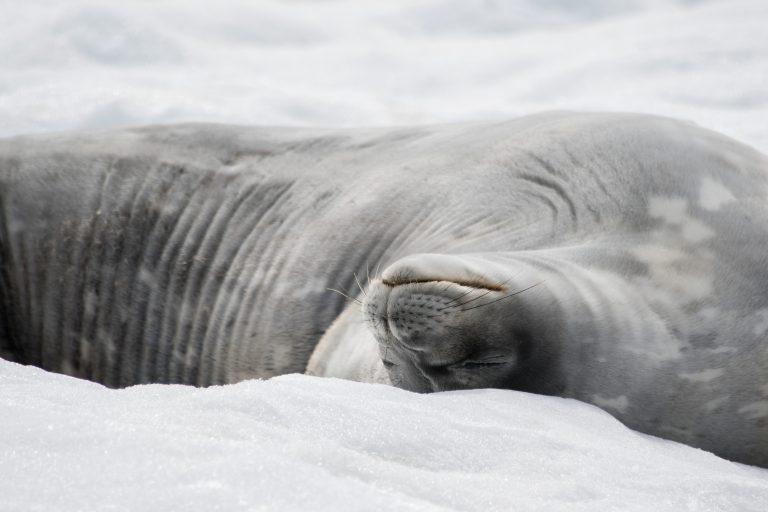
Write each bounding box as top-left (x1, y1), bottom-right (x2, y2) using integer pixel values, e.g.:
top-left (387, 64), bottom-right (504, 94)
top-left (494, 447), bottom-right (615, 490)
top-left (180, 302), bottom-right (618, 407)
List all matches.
top-left (364, 253), bottom-right (565, 394)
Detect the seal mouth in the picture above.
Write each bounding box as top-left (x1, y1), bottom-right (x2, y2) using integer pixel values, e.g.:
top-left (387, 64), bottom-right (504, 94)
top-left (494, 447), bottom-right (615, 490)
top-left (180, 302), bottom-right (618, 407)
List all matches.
top-left (377, 253), bottom-right (512, 295)
top-left (363, 276), bottom-right (507, 352)
top-left (380, 276), bottom-right (506, 292)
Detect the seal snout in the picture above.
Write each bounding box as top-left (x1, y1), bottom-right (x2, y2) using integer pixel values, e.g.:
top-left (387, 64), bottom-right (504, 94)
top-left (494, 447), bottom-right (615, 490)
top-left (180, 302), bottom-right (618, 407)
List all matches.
top-left (362, 253), bottom-right (523, 392)
top-left (363, 253), bottom-right (508, 351)
top-left (382, 286), bottom-right (459, 351)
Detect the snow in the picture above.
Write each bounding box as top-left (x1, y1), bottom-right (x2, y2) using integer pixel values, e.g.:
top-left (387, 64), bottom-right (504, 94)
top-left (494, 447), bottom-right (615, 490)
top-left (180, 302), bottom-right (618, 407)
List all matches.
top-left (1, 0), bottom-right (768, 510)
top-left (2, 0), bottom-right (767, 152)
top-left (3, 360), bottom-right (768, 512)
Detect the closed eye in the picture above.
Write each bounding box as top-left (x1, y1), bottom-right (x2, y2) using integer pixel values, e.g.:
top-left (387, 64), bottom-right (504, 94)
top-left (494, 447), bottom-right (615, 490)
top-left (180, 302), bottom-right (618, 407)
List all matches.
top-left (450, 357), bottom-right (513, 370)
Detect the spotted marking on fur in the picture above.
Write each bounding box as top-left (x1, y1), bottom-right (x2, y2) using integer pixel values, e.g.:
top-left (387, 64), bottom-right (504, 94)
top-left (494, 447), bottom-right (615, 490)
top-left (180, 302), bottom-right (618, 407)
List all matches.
top-left (699, 177), bottom-right (736, 211)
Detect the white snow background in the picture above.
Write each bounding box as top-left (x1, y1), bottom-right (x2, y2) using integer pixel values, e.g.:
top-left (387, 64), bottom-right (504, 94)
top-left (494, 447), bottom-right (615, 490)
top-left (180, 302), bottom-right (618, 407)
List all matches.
top-left (1, 0), bottom-right (768, 510)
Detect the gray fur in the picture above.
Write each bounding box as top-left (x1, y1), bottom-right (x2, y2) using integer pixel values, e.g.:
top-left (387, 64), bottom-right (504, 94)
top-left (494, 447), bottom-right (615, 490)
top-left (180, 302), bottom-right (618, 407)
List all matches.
top-left (1, 112), bottom-right (767, 466)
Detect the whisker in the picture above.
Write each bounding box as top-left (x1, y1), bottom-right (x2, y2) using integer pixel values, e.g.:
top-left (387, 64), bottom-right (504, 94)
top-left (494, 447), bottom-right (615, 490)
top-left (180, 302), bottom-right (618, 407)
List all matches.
top-left (439, 286), bottom-right (477, 308)
top-left (444, 288), bottom-right (495, 310)
top-left (459, 281), bottom-right (544, 312)
top-left (353, 271), bottom-right (367, 297)
top-left (440, 270), bottom-right (522, 309)
top-left (326, 287), bottom-right (362, 306)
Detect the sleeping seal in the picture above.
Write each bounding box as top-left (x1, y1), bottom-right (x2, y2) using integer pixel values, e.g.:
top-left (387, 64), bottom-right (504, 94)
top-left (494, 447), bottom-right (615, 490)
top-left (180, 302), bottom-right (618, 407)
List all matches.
top-left (1, 112), bottom-right (767, 466)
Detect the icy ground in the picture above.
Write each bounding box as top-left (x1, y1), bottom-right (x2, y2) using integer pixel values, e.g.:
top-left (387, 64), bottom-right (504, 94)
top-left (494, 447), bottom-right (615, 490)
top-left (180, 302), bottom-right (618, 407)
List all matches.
top-left (3, 360), bottom-right (768, 512)
top-left (1, 0), bottom-right (768, 510)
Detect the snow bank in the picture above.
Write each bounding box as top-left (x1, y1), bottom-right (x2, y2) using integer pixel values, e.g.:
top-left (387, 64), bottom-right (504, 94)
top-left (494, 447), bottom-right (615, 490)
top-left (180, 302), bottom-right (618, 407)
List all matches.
top-left (2, 0), bottom-right (768, 510)
top-left (2, 359), bottom-right (767, 511)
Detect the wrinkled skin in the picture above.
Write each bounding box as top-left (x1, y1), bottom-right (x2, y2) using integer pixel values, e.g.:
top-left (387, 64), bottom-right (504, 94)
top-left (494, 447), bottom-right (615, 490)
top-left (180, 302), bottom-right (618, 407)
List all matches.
top-left (1, 112), bottom-right (767, 466)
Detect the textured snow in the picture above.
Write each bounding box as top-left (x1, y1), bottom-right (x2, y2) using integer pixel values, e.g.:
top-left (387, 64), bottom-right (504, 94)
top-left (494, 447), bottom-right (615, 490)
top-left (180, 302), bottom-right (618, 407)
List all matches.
top-left (3, 360), bottom-right (768, 512)
top-left (1, 0), bottom-right (768, 510)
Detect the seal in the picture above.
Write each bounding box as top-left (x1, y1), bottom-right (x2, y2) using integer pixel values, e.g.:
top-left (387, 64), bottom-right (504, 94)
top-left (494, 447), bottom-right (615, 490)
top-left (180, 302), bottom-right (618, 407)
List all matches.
top-left (1, 112), bottom-right (767, 467)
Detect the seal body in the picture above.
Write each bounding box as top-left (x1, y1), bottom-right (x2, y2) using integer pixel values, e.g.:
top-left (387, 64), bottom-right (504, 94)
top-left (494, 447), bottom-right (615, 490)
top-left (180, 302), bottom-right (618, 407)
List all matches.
top-left (1, 112), bottom-right (767, 466)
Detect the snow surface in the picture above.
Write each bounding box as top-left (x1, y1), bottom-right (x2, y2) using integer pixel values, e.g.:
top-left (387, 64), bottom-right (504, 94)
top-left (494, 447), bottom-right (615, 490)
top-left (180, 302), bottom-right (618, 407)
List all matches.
top-left (3, 360), bottom-right (768, 512)
top-left (1, 0), bottom-right (768, 510)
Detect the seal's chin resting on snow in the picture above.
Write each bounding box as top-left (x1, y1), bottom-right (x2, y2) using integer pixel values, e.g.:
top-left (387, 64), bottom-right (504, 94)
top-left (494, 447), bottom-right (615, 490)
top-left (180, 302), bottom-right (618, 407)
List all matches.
top-left (1, 112), bottom-right (768, 467)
